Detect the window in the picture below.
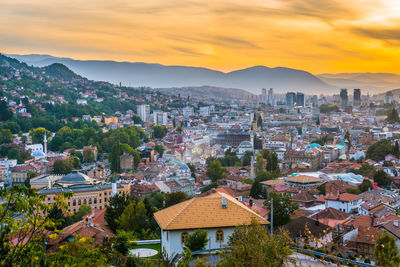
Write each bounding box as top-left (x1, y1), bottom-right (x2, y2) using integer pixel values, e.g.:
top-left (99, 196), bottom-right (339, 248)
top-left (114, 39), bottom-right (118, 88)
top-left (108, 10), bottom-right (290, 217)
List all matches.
top-left (89, 198), bottom-right (92, 204)
top-left (216, 230), bottom-right (224, 242)
top-left (73, 200), bottom-right (76, 206)
top-left (181, 232), bottom-right (189, 244)
top-left (78, 199), bottom-right (81, 205)
top-left (94, 198), bottom-right (97, 204)
top-left (83, 199), bottom-right (87, 205)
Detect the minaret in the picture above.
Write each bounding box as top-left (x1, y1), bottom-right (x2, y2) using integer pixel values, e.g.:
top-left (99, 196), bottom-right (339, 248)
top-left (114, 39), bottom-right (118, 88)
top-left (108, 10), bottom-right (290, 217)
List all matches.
top-left (111, 173), bottom-right (117, 196)
top-left (250, 155), bottom-right (255, 178)
top-left (43, 131), bottom-right (47, 156)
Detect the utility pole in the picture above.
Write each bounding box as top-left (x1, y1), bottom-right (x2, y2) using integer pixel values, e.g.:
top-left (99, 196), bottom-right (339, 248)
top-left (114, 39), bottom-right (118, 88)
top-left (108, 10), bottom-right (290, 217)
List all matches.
top-left (270, 197), bottom-right (273, 234)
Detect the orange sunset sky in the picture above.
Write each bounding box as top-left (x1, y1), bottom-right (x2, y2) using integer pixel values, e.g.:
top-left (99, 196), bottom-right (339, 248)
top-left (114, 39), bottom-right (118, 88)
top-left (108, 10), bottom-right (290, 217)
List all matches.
top-left (1, 0), bottom-right (400, 73)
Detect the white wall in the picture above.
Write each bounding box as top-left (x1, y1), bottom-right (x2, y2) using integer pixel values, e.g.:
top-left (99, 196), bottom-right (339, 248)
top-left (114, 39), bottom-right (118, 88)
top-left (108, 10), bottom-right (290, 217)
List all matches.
top-left (161, 227), bottom-right (235, 258)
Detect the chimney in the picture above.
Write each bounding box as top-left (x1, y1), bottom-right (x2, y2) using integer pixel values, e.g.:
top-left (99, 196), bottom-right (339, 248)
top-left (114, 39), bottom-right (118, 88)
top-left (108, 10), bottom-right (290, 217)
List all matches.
top-left (221, 197), bottom-right (227, 209)
top-left (249, 199), bottom-right (253, 207)
top-left (370, 214), bottom-right (374, 227)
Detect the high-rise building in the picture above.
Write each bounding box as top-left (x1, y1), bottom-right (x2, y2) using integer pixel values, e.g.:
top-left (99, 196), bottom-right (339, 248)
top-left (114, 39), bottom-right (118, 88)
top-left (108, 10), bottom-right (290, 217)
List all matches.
top-left (340, 89), bottom-right (348, 108)
top-left (268, 88), bottom-right (274, 106)
top-left (137, 104), bottom-right (150, 122)
top-left (153, 111), bottom-right (168, 126)
top-left (353, 89), bottom-right (361, 106)
top-left (286, 92), bottom-right (296, 107)
top-left (183, 106), bottom-right (194, 118)
top-left (261, 88), bottom-right (267, 104)
top-left (296, 92), bottom-right (305, 107)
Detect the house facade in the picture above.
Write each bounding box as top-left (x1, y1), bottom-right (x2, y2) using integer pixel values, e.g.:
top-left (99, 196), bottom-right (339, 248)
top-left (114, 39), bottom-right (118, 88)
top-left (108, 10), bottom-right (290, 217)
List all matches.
top-left (154, 192), bottom-right (268, 258)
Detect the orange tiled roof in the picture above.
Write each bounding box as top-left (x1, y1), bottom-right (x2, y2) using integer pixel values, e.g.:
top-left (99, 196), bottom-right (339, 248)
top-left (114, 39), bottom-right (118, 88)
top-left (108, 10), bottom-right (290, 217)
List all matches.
top-left (154, 192), bottom-right (269, 230)
top-left (325, 193), bottom-right (362, 202)
top-left (285, 175), bottom-right (325, 184)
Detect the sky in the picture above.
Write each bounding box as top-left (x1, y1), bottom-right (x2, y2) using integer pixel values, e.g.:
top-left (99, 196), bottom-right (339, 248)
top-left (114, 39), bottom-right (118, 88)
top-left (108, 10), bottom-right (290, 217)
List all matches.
top-left (2, 0), bottom-right (400, 74)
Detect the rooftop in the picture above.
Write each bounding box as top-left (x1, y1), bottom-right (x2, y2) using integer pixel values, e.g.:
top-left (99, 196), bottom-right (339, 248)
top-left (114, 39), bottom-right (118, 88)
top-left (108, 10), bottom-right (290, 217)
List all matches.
top-left (154, 192), bottom-right (268, 231)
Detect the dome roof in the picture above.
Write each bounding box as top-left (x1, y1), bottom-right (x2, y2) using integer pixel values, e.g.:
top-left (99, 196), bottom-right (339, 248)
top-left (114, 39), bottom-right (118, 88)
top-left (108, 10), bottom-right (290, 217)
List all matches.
top-left (32, 150), bottom-right (45, 157)
top-left (238, 140), bottom-right (252, 147)
top-left (58, 171), bottom-right (93, 185)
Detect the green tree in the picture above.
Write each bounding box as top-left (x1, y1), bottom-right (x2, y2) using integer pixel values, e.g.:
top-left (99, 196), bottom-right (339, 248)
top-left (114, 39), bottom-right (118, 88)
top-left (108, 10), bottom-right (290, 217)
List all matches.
top-left (118, 199), bottom-right (148, 233)
top-left (394, 141), bottom-right (400, 157)
top-left (83, 148), bottom-right (95, 163)
top-left (387, 108), bottom-right (400, 124)
top-left (242, 151), bottom-right (252, 166)
top-left (48, 235), bottom-right (108, 266)
top-left (255, 151), bottom-right (264, 175)
top-left (218, 222), bottom-right (293, 267)
top-left (358, 179), bottom-right (373, 192)
top-left (154, 144), bottom-right (165, 157)
top-left (176, 126), bottom-right (183, 133)
top-left (164, 192), bottom-right (188, 208)
top-left (206, 160), bottom-right (227, 182)
top-left (366, 139), bottom-right (394, 162)
top-left (373, 170), bottom-right (393, 188)
top-left (265, 192), bottom-right (298, 227)
top-left (105, 193), bottom-right (131, 232)
top-left (187, 163), bottom-right (196, 178)
top-left (0, 185), bottom-right (70, 266)
top-left (257, 116), bottom-right (263, 130)
top-left (152, 125), bottom-right (168, 139)
top-left (250, 181), bottom-right (263, 199)
top-left (113, 230), bottom-right (133, 256)
top-left (29, 127), bottom-right (50, 144)
top-left (374, 233), bottom-right (400, 267)
top-left (0, 129), bottom-right (12, 144)
top-left (0, 100), bottom-right (12, 121)
top-left (200, 182), bottom-right (219, 193)
top-left (24, 171), bottom-right (38, 188)
top-left (52, 158), bottom-right (73, 174)
top-left (184, 229), bottom-right (209, 252)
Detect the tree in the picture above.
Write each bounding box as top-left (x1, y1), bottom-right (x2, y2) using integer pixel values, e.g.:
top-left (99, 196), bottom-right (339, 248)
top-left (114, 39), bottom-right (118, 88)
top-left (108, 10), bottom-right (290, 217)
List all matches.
top-left (374, 170), bottom-right (393, 188)
top-left (176, 126), bottom-right (183, 133)
top-left (113, 230), bottom-right (132, 256)
top-left (83, 148), bottom-right (95, 163)
top-left (29, 127), bottom-right (50, 144)
top-left (48, 235), bottom-right (108, 266)
top-left (242, 151), bottom-right (252, 166)
top-left (257, 116), bottom-right (263, 130)
top-left (265, 192), bottom-right (298, 227)
top-left (118, 200), bottom-right (148, 233)
top-left (187, 163), bottom-right (196, 178)
top-left (374, 233), bottom-right (400, 267)
top-left (0, 185), bottom-right (70, 266)
top-left (0, 100), bottom-right (12, 121)
top-left (394, 141), bottom-right (400, 157)
top-left (200, 182), bottom-right (219, 193)
top-left (387, 108), bottom-right (400, 124)
top-left (109, 142), bottom-right (122, 173)
top-left (0, 129), bottom-right (12, 144)
top-left (154, 144), bottom-right (165, 158)
top-left (250, 181), bottom-right (263, 199)
top-left (206, 160), bottom-right (227, 182)
top-left (24, 171), bottom-right (38, 188)
top-left (184, 229), bottom-right (209, 252)
top-left (52, 158), bottom-right (73, 174)
top-left (358, 179), bottom-right (373, 192)
top-left (366, 139), bottom-right (394, 162)
top-left (164, 192), bottom-right (188, 208)
top-left (255, 151), bottom-right (264, 175)
top-left (105, 193), bottom-right (131, 232)
top-left (218, 222), bottom-right (293, 267)
top-left (152, 125), bottom-right (168, 139)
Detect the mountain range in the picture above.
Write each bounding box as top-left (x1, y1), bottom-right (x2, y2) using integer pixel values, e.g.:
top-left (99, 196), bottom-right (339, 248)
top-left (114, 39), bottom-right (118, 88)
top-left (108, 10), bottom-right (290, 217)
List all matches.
top-left (8, 54), bottom-right (400, 95)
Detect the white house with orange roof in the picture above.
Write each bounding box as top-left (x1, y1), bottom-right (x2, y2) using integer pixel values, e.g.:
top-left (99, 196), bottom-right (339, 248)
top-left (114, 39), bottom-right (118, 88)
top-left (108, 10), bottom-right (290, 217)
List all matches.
top-left (154, 192), bottom-right (268, 258)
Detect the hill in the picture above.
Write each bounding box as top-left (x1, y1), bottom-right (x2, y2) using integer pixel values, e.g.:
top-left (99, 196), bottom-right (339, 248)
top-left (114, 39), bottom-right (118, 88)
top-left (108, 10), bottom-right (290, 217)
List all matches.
top-left (317, 73), bottom-right (400, 94)
top-left (9, 54), bottom-right (336, 94)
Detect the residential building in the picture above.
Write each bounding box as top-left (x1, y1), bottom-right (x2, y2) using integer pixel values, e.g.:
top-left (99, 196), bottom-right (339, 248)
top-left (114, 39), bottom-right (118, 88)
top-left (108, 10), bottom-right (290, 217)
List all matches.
top-left (325, 193), bottom-right (362, 214)
top-left (138, 104), bottom-right (151, 122)
top-left (154, 192), bottom-right (268, 258)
